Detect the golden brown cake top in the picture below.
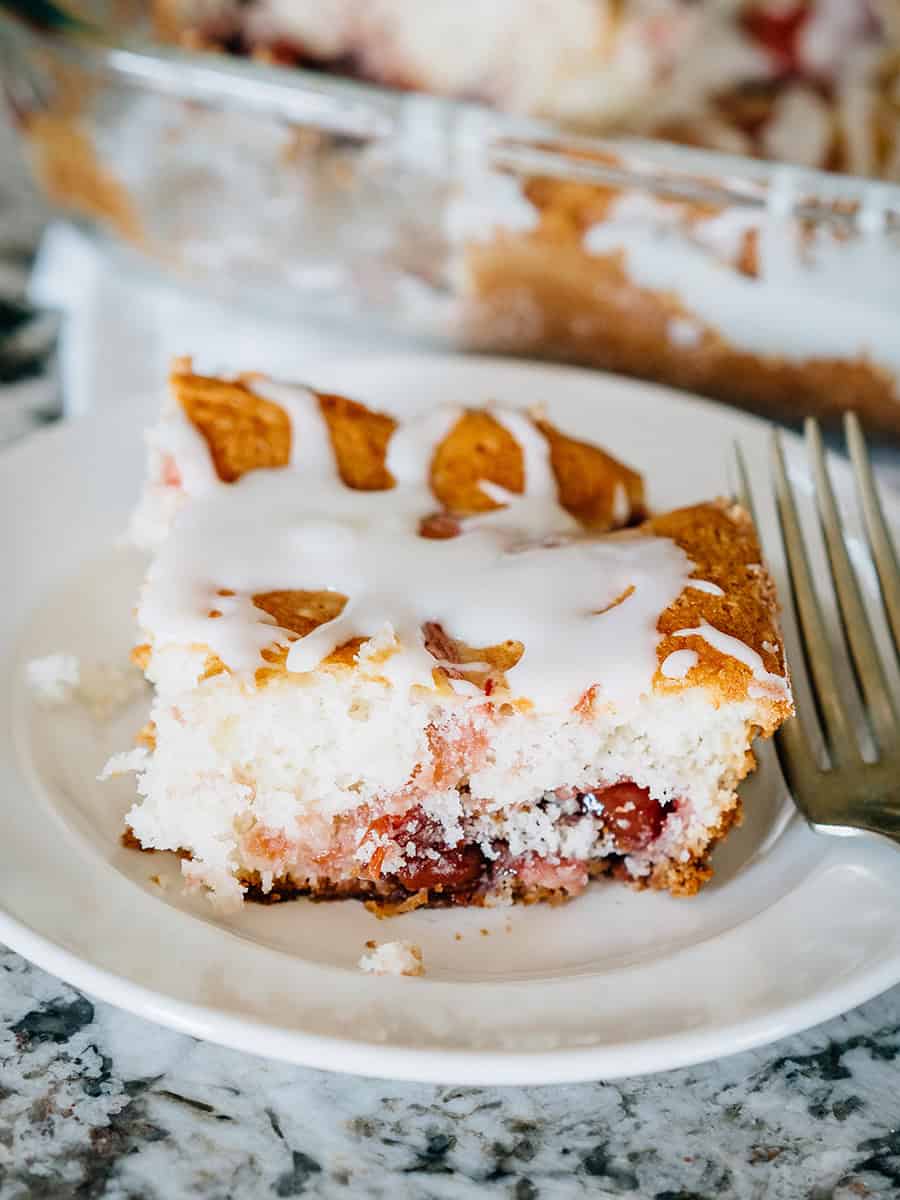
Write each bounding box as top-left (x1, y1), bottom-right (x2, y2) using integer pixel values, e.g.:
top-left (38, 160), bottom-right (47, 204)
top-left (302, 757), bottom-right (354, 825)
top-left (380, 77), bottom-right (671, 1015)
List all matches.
top-left (650, 500), bottom-right (790, 724)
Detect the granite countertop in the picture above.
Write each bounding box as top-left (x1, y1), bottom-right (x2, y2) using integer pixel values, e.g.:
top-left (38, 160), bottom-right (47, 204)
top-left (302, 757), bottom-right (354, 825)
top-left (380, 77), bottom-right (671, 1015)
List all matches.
top-left (5, 947), bottom-right (900, 1199)
top-left (4, 112), bottom-right (900, 1200)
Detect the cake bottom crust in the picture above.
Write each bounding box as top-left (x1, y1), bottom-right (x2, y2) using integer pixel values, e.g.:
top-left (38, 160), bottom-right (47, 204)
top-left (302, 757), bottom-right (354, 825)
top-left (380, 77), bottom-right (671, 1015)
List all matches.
top-left (124, 796), bottom-right (741, 913)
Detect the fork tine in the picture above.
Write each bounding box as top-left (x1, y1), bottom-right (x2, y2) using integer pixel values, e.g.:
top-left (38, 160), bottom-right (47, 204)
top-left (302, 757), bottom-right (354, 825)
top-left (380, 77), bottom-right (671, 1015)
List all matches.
top-left (775, 712), bottom-right (822, 812)
top-left (732, 439), bottom-right (804, 786)
top-left (733, 440), bottom-right (758, 524)
top-left (806, 418), bottom-right (899, 753)
top-left (771, 429), bottom-right (861, 765)
top-left (845, 412), bottom-right (900, 657)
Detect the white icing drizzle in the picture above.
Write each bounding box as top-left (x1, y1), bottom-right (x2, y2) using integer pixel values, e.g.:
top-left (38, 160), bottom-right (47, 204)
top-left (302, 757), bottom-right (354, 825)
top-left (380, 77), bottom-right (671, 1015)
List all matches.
top-left (139, 382), bottom-right (725, 710)
top-left (612, 482), bottom-right (629, 526)
top-left (444, 170), bottom-right (540, 244)
top-left (491, 407), bottom-right (557, 502)
top-left (478, 406), bottom-right (579, 535)
top-left (385, 404), bottom-right (461, 488)
top-left (667, 317), bottom-right (703, 349)
top-left (673, 620), bottom-right (791, 702)
top-left (156, 407), bottom-right (219, 496)
top-left (255, 381), bottom-right (335, 471)
top-left (660, 649), bottom-right (698, 680)
top-left (686, 579), bottom-right (725, 596)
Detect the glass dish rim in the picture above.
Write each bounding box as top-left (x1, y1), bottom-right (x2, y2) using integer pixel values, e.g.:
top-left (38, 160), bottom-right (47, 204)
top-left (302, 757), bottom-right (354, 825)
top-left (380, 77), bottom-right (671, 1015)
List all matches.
top-left (4, 5), bottom-right (900, 225)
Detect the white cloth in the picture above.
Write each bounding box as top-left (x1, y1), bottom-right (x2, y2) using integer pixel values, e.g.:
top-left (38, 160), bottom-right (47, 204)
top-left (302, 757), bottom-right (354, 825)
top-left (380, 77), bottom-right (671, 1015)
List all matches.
top-left (28, 224), bottom-right (415, 418)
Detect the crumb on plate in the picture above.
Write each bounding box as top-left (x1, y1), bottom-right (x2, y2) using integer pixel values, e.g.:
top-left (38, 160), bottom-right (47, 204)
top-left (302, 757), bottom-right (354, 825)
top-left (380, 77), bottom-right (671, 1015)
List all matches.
top-left (358, 940), bottom-right (425, 977)
top-left (25, 653), bottom-right (80, 703)
top-left (25, 652), bottom-right (145, 718)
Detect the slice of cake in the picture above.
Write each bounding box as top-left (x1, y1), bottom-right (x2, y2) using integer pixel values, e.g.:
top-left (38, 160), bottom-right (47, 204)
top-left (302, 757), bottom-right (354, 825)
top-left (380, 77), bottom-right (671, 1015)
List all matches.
top-left (111, 363), bottom-right (791, 910)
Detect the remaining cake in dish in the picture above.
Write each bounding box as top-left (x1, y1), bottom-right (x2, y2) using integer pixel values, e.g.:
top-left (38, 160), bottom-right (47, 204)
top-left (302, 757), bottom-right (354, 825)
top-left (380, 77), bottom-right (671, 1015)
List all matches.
top-left (110, 361), bottom-right (791, 910)
top-left (457, 174), bottom-right (900, 436)
top-left (156, 0), bottom-right (900, 178)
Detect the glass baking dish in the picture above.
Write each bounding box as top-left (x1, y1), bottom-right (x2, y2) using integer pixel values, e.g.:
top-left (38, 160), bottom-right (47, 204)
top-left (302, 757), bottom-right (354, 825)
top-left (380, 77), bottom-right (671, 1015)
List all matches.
top-left (3, 2), bottom-right (900, 436)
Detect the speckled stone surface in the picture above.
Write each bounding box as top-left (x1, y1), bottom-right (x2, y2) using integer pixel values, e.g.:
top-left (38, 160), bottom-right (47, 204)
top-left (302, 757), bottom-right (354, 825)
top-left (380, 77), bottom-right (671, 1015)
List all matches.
top-left (3, 948), bottom-right (900, 1199)
top-left (4, 108), bottom-right (900, 1200)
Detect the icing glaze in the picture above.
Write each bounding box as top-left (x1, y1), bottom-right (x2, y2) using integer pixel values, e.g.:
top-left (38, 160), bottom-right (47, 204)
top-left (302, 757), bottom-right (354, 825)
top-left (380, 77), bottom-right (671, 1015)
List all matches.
top-left (673, 620), bottom-right (791, 702)
top-left (660, 649), bottom-right (699, 680)
top-left (139, 381), bottom-right (783, 711)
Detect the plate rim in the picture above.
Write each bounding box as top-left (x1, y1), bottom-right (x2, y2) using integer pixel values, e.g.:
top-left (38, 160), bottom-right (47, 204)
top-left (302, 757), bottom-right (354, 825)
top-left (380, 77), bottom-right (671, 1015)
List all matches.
top-left (4, 902), bottom-right (900, 1086)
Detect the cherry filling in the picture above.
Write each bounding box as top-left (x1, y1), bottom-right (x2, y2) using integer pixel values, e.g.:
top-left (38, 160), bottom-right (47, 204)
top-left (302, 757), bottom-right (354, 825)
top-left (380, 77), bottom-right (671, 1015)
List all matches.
top-left (361, 782), bottom-right (670, 897)
top-left (580, 782), bottom-right (669, 853)
top-left (740, 4), bottom-right (810, 75)
top-left (365, 807), bottom-right (486, 895)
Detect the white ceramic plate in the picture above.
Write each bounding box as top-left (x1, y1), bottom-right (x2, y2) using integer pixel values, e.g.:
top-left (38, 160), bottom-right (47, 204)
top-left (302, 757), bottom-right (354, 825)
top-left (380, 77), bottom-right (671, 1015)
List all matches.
top-left (3, 354), bottom-right (900, 1085)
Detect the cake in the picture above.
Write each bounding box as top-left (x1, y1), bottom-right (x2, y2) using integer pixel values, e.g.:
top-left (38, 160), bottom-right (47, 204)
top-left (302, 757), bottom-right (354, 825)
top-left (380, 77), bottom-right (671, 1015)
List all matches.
top-left (457, 172), bottom-right (900, 436)
top-left (107, 361), bottom-right (792, 911)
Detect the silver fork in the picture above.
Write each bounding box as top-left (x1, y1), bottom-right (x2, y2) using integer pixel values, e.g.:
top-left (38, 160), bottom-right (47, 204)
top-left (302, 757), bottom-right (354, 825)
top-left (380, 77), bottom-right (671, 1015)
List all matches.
top-left (739, 415), bottom-right (900, 846)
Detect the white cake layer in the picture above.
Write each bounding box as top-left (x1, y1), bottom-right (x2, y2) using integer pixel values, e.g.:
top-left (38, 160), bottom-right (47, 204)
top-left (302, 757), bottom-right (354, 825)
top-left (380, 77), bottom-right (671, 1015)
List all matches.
top-left (122, 660), bottom-right (758, 903)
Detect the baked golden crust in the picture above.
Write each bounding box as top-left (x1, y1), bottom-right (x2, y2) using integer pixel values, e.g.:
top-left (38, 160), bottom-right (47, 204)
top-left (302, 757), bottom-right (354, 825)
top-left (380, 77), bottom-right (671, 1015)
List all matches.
top-left (430, 409), bottom-right (525, 515)
top-left (250, 590), bottom-right (363, 684)
top-left (174, 370), bottom-right (292, 481)
top-left (648, 500), bottom-right (790, 724)
top-left (422, 622), bottom-right (524, 694)
top-left (317, 392), bottom-right (397, 490)
top-left (536, 416), bottom-right (645, 528)
top-left (252, 589), bottom-right (348, 638)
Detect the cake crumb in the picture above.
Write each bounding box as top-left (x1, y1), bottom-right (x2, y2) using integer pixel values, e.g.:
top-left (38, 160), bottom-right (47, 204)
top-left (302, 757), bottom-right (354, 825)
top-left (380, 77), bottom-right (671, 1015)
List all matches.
top-left (480, 928), bottom-right (489, 937)
top-left (454, 932), bottom-right (463, 941)
top-left (26, 652), bottom-right (145, 719)
top-left (358, 941), bottom-right (425, 977)
top-left (99, 748), bottom-right (148, 780)
top-left (25, 653), bottom-right (80, 703)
